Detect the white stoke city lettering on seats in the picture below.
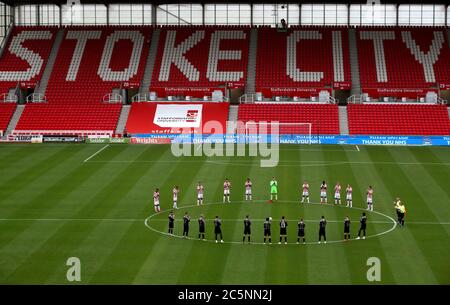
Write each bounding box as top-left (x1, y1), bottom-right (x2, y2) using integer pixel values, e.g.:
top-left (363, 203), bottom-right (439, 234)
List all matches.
top-left (206, 31), bottom-right (246, 82)
top-left (158, 30), bottom-right (205, 82)
top-left (401, 31), bottom-right (444, 83)
top-left (98, 31), bottom-right (145, 81)
top-left (0, 31), bottom-right (53, 81)
top-left (65, 31), bottom-right (101, 81)
top-left (286, 31), bottom-right (324, 82)
top-left (360, 31), bottom-right (395, 83)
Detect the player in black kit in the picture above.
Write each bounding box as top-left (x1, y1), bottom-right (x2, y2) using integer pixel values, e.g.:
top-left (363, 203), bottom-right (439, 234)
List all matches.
top-left (318, 216), bottom-right (327, 244)
top-left (182, 212), bottom-right (190, 238)
top-left (297, 218), bottom-right (306, 244)
top-left (198, 214), bottom-right (206, 240)
top-left (168, 211), bottom-right (175, 235)
top-left (243, 215), bottom-right (251, 243)
top-left (214, 216), bottom-right (224, 243)
top-left (279, 216), bottom-right (288, 244)
top-left (263, 217), bottom-right (272, 244)
top-left (356, 212), bottom-right (367, 240)
top-left (344, 216), bottom-right (351, 241)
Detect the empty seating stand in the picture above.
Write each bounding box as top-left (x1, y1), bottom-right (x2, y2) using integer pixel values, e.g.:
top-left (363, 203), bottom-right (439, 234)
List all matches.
top-left (256, 27), bottom-right (351, 98)
top-left (0, 26), bottom-right (58, 96)
top-left (237, 103), bottom-right (340, 135)
top-left (150, 26), bottom-right (250, 97)
top-left (347, 104), bottom-right (450, 136)
top-left (15, 26), bottom-right (152, 134)
top-left (0, 103), bottom-right (16, 133)
top-left (356, 27), bottom-right (450, 98)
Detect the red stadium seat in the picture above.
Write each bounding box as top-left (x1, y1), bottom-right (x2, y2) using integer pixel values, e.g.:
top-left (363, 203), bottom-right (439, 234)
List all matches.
top-left (0, 26), bottom-right (58, 96)
top-left (0, 103), bottom-right (16, 133)
top-left (150, 26), bottom-right (250, 98)
top-left (256, 27), bottom-right (351, 98)
top-left (237, 103), bottom-right (340, 135)
top-left (356, 27), bottom-right (450, 98)
top-left (15, 26), bottom-right (152, 133)
top-left (347, 104), bottom-right (450, 136)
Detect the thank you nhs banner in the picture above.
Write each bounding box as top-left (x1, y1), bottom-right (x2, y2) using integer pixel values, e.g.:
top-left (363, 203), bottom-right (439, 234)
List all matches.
top-left (153, 104), bottom-right (203, 128)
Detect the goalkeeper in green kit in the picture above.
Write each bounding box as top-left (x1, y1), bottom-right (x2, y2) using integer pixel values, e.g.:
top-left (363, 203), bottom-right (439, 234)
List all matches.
top-left (270, 177), bottom-right (278, 202)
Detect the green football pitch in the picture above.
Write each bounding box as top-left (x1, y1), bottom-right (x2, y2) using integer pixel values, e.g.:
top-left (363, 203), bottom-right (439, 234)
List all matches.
top-left (0, 143), bottom-right (449, 284)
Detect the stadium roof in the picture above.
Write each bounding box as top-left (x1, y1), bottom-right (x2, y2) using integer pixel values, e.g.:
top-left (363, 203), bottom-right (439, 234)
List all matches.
top-left (3, 0), bottom-right (449, 6)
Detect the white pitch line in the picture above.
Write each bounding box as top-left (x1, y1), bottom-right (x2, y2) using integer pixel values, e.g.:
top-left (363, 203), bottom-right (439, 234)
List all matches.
top-left (0, 218), bottom-right (139, 222)
top-left (144, 201), bottom-right (399, 245)
top-left (356, 145), bottom-right (360, 152)
top-left (147, 219), bottom-right (394, 224)
top-left (83, 144), bottom-right (110, 163)
top-left (146, 219), bottom-right (450, 225)
top-left (0, 218), bottom-right (446, 225)
top-left (84, 160), bottom-right (450, 166)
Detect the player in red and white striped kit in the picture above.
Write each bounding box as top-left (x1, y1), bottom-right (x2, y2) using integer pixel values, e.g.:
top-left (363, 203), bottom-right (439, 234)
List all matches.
top-left (346, 184), bottom-right (353, 208)
top-left (223, 178), bottom-right (231, 203)
top-left (197, 182), bottom-right (204, 206)
top-left (334, 182), bottom-right (341, 205)
top-left (367, 186), bottom-right (374, 211)
top-left (320, 181), bottom-right (327, 204)
top-left (245, 178), bottom-right (252, 201)
top-left (153, 188), bottom-right (161, 212)
top-left (172, 186), bottom-right (180, 209)
top-left (301, 181), bottom-right (309, 203)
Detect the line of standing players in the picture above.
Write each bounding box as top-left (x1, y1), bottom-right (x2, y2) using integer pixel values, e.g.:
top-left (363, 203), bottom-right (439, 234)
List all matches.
top-left (167, 212), bottom-right (369, 244)
top-left (152, 178), bottom-right (375, 212)
top-left (157, 177), bottom-right (374, 244)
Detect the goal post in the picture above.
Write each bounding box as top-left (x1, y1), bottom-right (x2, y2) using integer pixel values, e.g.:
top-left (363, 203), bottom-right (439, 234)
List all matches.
top-left (244, 122), bottom-right (312, 144)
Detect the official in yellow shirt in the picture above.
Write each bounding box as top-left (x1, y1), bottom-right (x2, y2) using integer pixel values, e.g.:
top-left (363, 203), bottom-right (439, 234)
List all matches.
top-left (398, 202), bottom-right (406, 227)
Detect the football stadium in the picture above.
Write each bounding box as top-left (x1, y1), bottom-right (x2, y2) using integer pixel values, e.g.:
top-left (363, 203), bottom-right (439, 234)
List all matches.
top-left (0, 0), bottom-right (449, 287)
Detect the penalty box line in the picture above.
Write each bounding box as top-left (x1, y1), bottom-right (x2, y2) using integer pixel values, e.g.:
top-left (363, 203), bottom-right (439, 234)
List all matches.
top-left (83, 144), bottom-right (110, 163)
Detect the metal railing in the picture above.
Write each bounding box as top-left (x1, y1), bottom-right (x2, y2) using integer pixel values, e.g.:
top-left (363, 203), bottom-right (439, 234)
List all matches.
top-left (103, 93), bottom-right (123, 104)
top-left (437, 97), bottom-right (448, 105)
top-left (327, 96), bottom-right (337, 104)
top-left (132, 93), bottom-right (151, 102)
top-left (347, 95), bottom-right (362, 104)
top-left (239, 94), bottom-right (256, 103)
top-left (26, 93), bottom-right (46, 103)
top-left (0, 93), bottom-right (18, 103)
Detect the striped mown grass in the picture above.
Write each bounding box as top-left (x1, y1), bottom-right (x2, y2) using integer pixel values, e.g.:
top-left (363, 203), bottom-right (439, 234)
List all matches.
top-left (0, 143), bottom-right (448, 284)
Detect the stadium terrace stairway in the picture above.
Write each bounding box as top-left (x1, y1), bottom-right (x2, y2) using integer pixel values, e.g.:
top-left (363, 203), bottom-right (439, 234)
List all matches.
top-left (115, 105), bottom-right (131, 135)
top-left (34, 28), bottom-right (65, 96)
top-left (226, 105), bottom-right (239, 134)
top-left (338, 105), bottom-right (349, 135)
top-left (347, 104), bottom-right (450, 136)
top-left (140, 28), bottom-right (160, 96)
top-left (348, 28), bottom-right (361, 96)
top-left (245, 28), bottom-right (258, 95)
top-left (0, 103), bottom-right (16, 135)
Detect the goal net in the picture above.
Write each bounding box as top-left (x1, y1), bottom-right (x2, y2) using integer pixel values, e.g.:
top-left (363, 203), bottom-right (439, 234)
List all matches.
top-left (244, 122), bottom-right (312, 144)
